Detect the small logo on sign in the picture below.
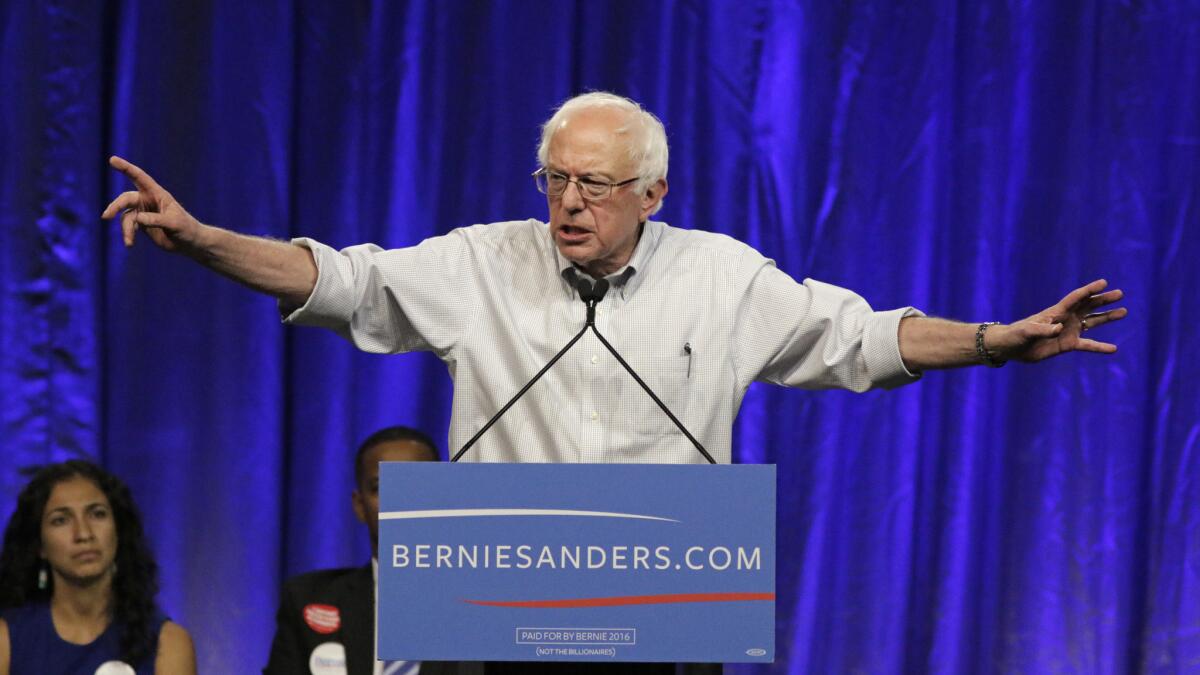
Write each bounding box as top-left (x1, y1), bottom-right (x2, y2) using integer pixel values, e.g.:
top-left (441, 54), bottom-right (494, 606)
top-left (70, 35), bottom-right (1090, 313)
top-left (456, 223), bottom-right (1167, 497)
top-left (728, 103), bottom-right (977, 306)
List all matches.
top-left (746, 648), bottom-right (767, 656)
top-left (304, 604), bottom-right (341, 634)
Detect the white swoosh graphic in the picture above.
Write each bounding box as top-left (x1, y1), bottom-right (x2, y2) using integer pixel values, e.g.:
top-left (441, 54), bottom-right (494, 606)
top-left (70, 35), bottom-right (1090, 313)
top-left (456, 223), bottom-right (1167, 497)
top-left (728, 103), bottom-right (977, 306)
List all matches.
top-left (379, 508), bottom-right (679, 523)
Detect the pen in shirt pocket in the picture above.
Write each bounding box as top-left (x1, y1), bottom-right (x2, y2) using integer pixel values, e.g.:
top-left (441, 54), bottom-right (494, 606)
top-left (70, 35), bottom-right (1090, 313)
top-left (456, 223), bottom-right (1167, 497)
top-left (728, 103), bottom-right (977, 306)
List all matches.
top-left (684, 342), bottom-right (693, 378)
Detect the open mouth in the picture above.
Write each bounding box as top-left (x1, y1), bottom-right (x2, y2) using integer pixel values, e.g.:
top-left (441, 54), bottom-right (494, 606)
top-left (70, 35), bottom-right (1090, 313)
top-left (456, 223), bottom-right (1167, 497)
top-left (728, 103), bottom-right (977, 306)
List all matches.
top-left (557, 225), bottom-right (592, 242)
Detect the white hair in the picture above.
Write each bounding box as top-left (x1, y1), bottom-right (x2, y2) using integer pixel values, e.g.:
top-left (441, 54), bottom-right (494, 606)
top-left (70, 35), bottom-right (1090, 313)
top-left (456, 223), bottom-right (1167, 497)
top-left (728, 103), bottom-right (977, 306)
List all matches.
top-left (536, 92), bottom-right (669, 215)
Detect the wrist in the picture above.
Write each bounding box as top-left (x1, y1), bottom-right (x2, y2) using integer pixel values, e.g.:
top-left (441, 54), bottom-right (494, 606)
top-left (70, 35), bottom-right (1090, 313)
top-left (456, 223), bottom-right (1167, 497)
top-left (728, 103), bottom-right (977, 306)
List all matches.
top-left (185, 221), bottom-right (228, 260)
top-left (975, 322), bottom-right (1007, 367)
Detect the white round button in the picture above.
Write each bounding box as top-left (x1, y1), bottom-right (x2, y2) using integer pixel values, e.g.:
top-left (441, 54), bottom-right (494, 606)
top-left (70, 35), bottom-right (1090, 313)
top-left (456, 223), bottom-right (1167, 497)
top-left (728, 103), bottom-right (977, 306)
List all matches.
top-left (590, 411), bottom-right (599, 421)
top-left (591, 355), bottom-right (599, 364)
top-left (308, 641), bottom-right (347, 675)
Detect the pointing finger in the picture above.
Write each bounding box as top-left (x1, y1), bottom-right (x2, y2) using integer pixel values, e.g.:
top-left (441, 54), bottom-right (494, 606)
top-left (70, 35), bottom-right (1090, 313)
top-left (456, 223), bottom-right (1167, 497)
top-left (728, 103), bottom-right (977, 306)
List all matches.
top-left (109, 155), bottom-right (167, 198)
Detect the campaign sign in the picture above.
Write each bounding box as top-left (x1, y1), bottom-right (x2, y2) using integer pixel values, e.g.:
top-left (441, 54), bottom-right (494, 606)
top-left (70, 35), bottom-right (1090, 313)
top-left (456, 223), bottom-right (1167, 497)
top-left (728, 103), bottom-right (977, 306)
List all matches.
top-left (377, 463), bottom-right (775, 663)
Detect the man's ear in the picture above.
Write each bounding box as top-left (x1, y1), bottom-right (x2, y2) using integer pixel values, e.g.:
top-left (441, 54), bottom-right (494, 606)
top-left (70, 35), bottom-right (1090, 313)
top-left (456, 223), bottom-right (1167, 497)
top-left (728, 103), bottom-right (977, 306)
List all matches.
top-left (351, 490), bottom-right (367, 524)
top-left (639, 178), bottom-right (668, 221)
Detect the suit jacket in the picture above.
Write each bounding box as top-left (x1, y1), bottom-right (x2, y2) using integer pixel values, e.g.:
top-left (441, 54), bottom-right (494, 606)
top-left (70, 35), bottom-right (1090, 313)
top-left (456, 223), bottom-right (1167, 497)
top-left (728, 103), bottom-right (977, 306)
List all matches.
top-left (264, 564), bottom-right (468, 675)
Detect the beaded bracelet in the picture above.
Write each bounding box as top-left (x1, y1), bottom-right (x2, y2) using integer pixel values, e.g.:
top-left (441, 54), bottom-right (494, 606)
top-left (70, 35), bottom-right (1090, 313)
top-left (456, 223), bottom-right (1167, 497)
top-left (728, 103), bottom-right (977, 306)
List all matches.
top-left (975, 322), bottom-right (1006, 367)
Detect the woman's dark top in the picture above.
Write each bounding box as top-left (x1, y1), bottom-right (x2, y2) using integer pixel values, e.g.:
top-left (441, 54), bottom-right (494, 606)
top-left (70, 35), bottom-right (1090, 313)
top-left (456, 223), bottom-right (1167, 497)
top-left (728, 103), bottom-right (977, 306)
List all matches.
top-left (3, 602), bottom-right (163, 675)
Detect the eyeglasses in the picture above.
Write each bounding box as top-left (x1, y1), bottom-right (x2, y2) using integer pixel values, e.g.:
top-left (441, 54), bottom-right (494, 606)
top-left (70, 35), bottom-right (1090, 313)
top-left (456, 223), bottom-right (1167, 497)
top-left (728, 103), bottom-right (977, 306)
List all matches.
top-left (533, 168), bottom-right (639, 202)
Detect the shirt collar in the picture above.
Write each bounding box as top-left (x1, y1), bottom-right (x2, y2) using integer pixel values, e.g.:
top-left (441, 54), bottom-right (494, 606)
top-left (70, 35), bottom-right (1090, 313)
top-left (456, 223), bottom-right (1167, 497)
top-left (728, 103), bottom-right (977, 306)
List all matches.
top-left (553, 220), bottom-right (664, 301)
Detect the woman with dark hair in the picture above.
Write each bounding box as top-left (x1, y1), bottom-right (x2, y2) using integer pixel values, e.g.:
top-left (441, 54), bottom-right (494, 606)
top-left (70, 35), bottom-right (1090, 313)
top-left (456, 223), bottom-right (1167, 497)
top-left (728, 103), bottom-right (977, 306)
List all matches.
top-left (0, 460), bottom-right (195, 674)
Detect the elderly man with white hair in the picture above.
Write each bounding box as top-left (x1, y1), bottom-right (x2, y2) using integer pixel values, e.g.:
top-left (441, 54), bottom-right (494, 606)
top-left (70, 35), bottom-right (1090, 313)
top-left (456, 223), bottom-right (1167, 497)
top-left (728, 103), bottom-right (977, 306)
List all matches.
top-left (103, 92), bottom-right (1126, 465)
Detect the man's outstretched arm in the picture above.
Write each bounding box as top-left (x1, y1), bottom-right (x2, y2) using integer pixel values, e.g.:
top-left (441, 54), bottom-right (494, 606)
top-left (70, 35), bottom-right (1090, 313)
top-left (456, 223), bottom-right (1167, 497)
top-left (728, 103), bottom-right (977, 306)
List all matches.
top-left (101, 155), bottom-right (317, 309)
top-left (898, 279), bottom-right (1128, 371)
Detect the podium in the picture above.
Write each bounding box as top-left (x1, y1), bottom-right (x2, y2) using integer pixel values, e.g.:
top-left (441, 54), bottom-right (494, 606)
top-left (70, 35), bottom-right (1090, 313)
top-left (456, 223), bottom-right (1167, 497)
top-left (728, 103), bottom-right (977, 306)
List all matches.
top-left (377, 463), bottom-right (775, 664)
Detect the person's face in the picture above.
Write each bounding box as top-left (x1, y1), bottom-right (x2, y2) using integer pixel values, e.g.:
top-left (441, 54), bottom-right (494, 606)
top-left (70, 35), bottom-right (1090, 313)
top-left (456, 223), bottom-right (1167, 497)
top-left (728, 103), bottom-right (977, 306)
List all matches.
top-left (546, 107), bottom-right (667, 278)
top-left (352, 440), bottom-right (435, 558)
top-left (39, 476), bottom-right (118, 587)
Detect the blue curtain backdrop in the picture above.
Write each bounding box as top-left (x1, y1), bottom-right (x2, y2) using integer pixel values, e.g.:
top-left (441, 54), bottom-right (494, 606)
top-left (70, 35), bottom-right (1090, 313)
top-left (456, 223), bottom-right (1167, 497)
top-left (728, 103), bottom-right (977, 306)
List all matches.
top-left (2, 1), bottom-right (1197, 672)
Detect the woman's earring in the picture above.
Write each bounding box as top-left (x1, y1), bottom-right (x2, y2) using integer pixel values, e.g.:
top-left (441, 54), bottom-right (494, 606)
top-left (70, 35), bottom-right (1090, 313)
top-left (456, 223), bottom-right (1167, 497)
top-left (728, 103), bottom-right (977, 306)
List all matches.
top-left (37, 562), bottom-right (48, 590)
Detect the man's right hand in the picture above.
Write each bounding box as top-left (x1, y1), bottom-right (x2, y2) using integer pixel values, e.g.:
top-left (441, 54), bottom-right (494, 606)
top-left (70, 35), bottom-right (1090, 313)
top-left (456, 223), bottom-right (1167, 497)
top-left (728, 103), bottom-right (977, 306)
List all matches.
top-left (101, 155), bottom-right (204, 252)
top-left (99, 155), bottom-right (318, 306)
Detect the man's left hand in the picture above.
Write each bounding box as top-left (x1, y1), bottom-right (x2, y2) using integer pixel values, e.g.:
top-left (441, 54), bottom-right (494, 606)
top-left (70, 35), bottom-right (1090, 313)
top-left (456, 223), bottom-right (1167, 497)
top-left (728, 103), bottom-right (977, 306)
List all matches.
top-left (988, 279), bottom-right (1128, 362)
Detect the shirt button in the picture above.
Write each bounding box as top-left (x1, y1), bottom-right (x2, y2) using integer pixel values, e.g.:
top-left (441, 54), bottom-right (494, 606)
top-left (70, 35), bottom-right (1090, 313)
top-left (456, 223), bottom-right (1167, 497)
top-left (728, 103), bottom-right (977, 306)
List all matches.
top-left (590, 411), bottom-right (599, 421)
top-left (590, 355), bottom-right (599, 364)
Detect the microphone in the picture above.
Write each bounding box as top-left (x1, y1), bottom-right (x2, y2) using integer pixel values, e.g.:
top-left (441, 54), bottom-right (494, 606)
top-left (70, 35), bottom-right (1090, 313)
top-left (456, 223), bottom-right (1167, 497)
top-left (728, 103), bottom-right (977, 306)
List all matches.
top-left (591, 278), bottom-right (610, 301)
top-left (568, 270), bottom-right (610, 324)
top-left (569, 270), bottom-right (593, 299)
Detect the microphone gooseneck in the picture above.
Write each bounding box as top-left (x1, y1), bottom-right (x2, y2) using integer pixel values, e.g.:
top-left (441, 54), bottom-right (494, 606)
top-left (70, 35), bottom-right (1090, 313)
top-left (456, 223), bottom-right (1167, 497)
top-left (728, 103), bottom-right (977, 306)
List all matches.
top-left (453, 268), bottom-right (714, 464)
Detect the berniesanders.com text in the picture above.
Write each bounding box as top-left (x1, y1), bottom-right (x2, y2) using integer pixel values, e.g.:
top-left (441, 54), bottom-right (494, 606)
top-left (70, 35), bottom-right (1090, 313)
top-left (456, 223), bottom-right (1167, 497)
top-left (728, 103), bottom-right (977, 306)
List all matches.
top-left (390, 544), bottom-right (762, 572)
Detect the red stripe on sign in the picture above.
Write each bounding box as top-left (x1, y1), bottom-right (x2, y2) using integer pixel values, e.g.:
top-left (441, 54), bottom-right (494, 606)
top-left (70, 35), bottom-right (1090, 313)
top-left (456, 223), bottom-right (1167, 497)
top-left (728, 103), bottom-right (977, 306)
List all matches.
top-left (463, 592), bottom-right (775, 608)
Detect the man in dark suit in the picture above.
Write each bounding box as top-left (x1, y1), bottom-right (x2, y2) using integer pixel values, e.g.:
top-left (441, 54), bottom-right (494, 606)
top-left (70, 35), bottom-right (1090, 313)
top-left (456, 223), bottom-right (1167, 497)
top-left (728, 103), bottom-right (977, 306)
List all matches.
top-left (264, 426), bottom-right (465, 675)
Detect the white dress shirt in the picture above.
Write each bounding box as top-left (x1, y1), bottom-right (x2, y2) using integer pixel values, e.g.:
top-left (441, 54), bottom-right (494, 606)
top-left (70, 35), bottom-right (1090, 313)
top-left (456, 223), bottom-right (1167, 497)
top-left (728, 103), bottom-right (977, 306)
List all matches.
top-left (286, 219), bottom-right (921, 463)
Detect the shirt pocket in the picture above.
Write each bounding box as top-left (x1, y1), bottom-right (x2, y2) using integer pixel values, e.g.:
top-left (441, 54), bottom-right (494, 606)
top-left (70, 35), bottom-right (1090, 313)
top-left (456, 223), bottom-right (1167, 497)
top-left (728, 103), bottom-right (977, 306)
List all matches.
top-left (611, 353), bottom-right (693, 440)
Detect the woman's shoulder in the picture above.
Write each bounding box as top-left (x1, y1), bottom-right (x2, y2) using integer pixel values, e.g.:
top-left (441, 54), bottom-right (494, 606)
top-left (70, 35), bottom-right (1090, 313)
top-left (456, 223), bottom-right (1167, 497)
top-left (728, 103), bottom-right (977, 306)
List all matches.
top-left (157, 619), bottom-right (189, 642)
top-left (154, 620), bottom-right (196, 675)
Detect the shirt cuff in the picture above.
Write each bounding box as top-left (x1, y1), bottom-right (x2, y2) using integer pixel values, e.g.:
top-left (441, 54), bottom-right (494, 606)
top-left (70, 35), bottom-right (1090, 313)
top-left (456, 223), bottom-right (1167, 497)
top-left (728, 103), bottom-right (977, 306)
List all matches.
top-left (278, 237), bottom-right (358, 328)
top-left (862, 306), bottom-right (924, 388)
